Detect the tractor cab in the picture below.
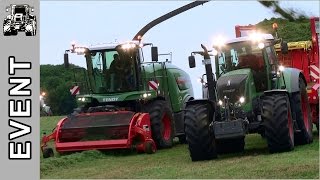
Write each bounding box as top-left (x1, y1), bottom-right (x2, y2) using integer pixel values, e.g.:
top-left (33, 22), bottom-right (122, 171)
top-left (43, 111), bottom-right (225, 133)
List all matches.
top-left (6, 4), bottom-right (34, 21)
top-left (214, 34), bottom-right (287, 97)
top-left (64, 41), bottom-right (160, 95)
top-left (83, 42), bottom-right (141, 94)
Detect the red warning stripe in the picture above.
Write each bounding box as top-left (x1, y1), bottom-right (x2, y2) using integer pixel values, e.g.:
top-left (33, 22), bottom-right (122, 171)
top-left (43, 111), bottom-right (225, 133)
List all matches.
top-left (70, 86), bottom-right (80, 95)
top-left (148, 81), bottom-right (158, 90)
top-left (310, 65), bottom-right (320, 79)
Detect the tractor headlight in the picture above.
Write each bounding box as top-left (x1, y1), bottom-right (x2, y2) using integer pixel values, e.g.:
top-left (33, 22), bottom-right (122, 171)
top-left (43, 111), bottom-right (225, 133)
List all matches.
top-left (121, 43), bottom-right (136, 49)
top-left (258, 42), bottom-right (265, 49)
top-left (279, 65), bottom-right (285, 72)
top-left (212, 48), bottom-right (218, 56)
top-left (75, 47), bottom-right (86, 54)
top-left (143, 93), bottom-right (148, 98)
top-left (218, 100), bottom-right (223, 106)
top-left (142, 93), bottom-right (151, 99)
top-left (77, 97), bottom-right (87, 102)
top-left (239, 96), bottom-right (245, 104)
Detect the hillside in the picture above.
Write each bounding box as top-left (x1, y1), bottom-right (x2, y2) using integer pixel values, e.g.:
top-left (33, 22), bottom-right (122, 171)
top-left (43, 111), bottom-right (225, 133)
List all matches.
top-left (255, 17), bottom-right (312, 42)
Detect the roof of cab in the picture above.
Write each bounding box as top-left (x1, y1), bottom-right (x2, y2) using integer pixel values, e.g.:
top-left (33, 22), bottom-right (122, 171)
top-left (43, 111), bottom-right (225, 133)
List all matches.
top-left (88, 41), bottom-right (140, 51)
top-left (225, 34), bottom-right (274, 44)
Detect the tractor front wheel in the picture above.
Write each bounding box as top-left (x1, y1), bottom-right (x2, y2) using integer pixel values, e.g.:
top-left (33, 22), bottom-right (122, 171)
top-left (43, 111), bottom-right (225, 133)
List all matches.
top-left (185, 103), bottom-right (217, 161)
top-left (144, 100), bottom-right (174, 149)
top-left (11, 29), bottom-right (18, 36)
top-left (292, 78), bottom-right (313, 145)
top-left (262, 94), bottom-right (294, 153)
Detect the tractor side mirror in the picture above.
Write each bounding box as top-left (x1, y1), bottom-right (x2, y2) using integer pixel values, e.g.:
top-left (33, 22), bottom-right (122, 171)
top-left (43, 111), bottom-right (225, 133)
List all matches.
top-left (281, 41), bottom-right (288, 54)
top-left (151, 47), bottom-right (158, 62)
top-left (64, 53), bottom-right (69, 68)
top-left (188, 55), bottom-right (196, 68)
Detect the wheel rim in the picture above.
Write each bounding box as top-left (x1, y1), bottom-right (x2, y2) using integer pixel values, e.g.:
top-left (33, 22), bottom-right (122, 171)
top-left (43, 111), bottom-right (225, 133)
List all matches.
top-left (161, 113), bottom-right (171, 141)
top-left (288, 108), bottom-right (294, 142)
top-left (301, 92), bottom-right (310, 131)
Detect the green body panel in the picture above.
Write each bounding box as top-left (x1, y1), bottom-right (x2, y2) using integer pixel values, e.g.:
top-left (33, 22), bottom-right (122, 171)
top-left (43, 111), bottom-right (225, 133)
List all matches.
top-left (76, 59), bottom-right (194, 113)
top-left (141, 62), bottom-right (194, 112)
top-left (76, 90), bottom-right (158, 106)
top-left (219, 69), bottom-right (260, 113)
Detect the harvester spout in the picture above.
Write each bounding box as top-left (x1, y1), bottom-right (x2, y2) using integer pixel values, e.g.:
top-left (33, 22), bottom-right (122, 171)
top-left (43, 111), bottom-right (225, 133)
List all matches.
top-left (132, 1), bottom-right (208, 41)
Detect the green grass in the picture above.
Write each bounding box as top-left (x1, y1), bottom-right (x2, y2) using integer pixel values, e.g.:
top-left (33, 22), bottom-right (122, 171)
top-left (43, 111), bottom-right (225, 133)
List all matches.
top-left (40, 116), bottom-right (319, 179)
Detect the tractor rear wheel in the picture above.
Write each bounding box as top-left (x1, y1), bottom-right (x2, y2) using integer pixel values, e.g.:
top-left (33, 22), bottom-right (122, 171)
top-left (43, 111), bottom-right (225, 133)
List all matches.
top-left (262, 94), bottom-right (294, 153)
top-left (185, 103), bottom-right (217, 161)
top-left (144, 100), bottom-right (174, 149)
top-left (217, 137), bottom-right (245, 154)
top-left (292, 78), bottom-right (313, 145)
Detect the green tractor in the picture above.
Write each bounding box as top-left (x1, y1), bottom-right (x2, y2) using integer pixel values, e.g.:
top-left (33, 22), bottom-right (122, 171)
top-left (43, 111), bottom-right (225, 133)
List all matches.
top-left (41, 41), bottom-right (194, 157)
top-left (185, 33), bottom-right (313, 161)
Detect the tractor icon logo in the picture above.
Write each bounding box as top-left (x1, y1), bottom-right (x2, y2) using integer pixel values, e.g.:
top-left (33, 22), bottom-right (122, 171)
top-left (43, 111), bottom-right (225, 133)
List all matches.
top-left (3, 4), bottom-right (37, 36)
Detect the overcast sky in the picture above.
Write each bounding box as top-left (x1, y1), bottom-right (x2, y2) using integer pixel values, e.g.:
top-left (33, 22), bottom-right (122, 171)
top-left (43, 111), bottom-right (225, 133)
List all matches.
top-left (40, 1), bottom-right (319, 98)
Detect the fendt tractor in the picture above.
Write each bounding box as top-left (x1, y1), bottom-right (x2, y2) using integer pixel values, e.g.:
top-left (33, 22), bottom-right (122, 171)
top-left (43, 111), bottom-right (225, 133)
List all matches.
top-left (3, 4), bottom-right (37, 36)
top-left (185, 33), bottom-right (313, 161)
top-left (41, 1), bottom-right (209, 158)
top-left (235, 17), bottom-right (319, 131)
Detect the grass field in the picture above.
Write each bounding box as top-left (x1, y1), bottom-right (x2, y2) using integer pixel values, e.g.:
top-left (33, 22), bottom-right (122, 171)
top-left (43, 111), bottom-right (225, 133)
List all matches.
top-left (40, 116), bottom-right (319, 179)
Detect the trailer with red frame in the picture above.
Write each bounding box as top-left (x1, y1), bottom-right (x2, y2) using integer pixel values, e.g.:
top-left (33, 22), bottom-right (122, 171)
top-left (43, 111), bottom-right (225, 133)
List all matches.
top-left (235, 17), bottom-right (319, 130)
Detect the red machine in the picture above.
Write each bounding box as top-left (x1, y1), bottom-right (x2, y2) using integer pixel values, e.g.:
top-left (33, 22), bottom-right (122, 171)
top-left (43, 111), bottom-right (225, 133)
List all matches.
top-left (41, 111), bottom-right (156, 157)
top-left (41, 1), bottom-right (208, 158)
top-left (235, 17), bottom-right (319, 130)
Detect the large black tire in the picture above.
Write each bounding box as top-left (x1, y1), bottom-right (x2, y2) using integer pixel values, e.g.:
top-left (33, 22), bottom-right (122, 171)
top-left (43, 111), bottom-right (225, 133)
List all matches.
top-left (144, 100), bottom-right (174, 149)
top-left (178, 135), bottom-right (187, 144)
top-left (262, 94), bottom-right (294, 153)
top-left (11, 29), bottom-right (18, 36)
top-left (25, 31), bottom-right (33, 36)
top-left (216, 137), bottom-right (245, 154)
top-left (292, 78), bottom-right (313, 145)
top-left (3, 31), bottom-right (11, 36)
top-left (185, 103), bottom-right (217, 161)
